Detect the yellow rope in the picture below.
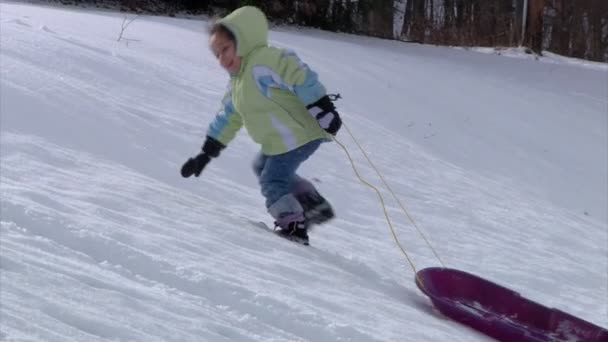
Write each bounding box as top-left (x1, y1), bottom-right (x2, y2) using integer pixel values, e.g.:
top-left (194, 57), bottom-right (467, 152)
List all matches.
top-left (341, 123), bottom-right (446, 267)
top-left (332, 121), bottom-right (449, 291)
top-left (332, 136), bottom-right (418, 274)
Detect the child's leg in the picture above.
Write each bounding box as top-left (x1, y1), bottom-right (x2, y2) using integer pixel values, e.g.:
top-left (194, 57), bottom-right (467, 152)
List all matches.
top-left (291, 176), bottom-right (335, 225)
top-left (252, 153), bottom-right (267, 179)
top-left (257, 140), bottom-right (322, 225)
top-left (290, 176), bottom-right (317, 196)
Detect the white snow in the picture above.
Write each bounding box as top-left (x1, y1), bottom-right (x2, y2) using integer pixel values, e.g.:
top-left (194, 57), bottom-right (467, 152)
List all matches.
top-left (1, 2), bottom-right (607, 341)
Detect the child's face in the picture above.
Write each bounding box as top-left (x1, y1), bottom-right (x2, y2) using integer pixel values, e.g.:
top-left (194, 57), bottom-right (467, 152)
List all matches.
top-left (209, 32), bottom-right (241, 75)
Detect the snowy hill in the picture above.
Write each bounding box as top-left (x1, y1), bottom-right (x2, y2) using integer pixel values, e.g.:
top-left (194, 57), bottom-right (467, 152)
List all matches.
top-left (1, 2), bottom-right (606, 341)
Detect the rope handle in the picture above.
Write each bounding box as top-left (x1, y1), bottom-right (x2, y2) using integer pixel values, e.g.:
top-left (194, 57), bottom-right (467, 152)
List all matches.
top-left (340, 123), bottom-right (445, 267)
top-left (332, 121), bottom-right (446, 288)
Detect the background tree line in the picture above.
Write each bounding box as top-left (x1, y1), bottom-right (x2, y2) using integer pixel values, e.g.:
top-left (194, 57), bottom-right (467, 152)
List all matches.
top-left (397, 0), bottom-right (607, 62)
top-left (56, 0), bottom-right (607, 62)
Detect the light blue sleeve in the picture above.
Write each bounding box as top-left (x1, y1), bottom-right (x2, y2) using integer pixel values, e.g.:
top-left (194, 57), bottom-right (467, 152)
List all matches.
top-left (281, 50), bottom-right (327, 105)
top-left (252, 49), bottom-right (326, 106)
top-left (206, 83), bottom-right (243, 146)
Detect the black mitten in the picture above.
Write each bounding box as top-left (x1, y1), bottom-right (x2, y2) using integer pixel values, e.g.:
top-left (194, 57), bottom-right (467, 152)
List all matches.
top-left (181, 153), bottom-right (211, 178)
top-left (180, 137), bottom-right (225, 178)
top-left (307, 95), bottom-right (342, 135)
top-left (201, 136), bottom-right (225, 158)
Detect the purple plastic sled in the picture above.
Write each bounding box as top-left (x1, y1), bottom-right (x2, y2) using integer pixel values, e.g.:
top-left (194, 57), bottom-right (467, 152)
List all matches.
top-left (416, 267), bottom-right (608, 342)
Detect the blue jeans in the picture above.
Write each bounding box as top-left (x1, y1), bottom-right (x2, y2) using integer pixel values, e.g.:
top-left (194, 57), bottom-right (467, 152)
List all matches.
top-left (252, 139), bottom-right (323, 216)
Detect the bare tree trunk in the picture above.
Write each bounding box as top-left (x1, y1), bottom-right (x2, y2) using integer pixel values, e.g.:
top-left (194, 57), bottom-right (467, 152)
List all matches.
top-left (429, 0), bottom-right (434, 26)
top-left (558, 0), bottom-right (573, 56)
top-left (366, 0), bottom-right (393, 38)
top-left (444, 0), bottom-right (454, 27)
top-left (403, 0), bottom-right (426, 41)
top-left (590, 0), bottom-right (607, 61)
top-left (471, 0), bottom-right (482, 44)
top-left (525, 0), bottom-right (545, 53)
top-left (455, 0), bottom-right (464, 28)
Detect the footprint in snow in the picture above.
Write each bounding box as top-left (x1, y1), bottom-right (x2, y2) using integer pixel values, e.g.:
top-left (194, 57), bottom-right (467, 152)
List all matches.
top-left (40, 25), bottom-right (56, 34)
top-left (11, 18), bottom-right (31, 27)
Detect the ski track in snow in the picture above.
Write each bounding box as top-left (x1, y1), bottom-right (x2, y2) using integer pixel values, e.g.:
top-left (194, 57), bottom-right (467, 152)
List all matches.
top-left (1, 3), bottom-right (607, 341)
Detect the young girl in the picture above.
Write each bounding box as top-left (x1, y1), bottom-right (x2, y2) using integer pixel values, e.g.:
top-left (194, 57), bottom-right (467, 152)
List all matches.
top-left (181, 6), bottom-right (341, 244)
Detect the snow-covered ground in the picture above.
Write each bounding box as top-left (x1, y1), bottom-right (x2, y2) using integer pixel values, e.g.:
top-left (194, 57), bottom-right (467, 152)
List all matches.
top-left (1, 2), bottom-right (607, 341)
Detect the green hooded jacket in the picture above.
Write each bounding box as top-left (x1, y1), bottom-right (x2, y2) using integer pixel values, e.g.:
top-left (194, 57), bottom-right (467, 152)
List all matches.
top-left (206, 6), bottom-right (330, 155)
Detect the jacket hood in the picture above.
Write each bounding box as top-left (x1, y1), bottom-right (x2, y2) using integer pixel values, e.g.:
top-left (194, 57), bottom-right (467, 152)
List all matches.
top-left (218, 6), bottom-right (268, 58)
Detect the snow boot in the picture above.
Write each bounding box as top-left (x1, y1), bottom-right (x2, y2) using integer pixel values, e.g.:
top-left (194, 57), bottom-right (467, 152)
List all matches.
top-left (275, 217), bottom-right (309, 245)
top-left (295, 191), bottom-right (335, 226)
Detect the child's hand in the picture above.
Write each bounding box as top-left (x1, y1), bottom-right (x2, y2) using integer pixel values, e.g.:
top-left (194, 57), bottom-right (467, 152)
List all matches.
top-left (180, 136), bottom-right (226, 178)
top-left (181, 154), bottom-right (211, 178)
top-left (307, 95), bottom-right (342, 136)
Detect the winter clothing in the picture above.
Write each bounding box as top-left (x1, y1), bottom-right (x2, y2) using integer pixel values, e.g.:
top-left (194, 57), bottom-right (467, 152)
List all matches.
top-left (182, 6), bottom-right (339, 235)
top-left (307, 95), bottom-right (342, 136)
top-left (207, 6), bottom-right (332, 156)
top-left (252, 139), bottom-right (323, 213)
top-left (276, 218), bottom-right (309, 245)
top-left (294, 187), bottom-right (335, 225)
top-left (180, 137), bottom-right (225, 177)
top-left (202, 137), bottom-right (225, 157)
top-left (181, 153), bottom-right (210, 177)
